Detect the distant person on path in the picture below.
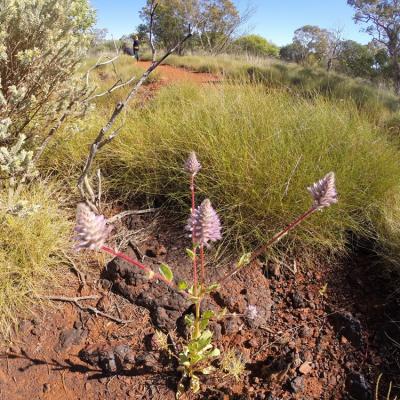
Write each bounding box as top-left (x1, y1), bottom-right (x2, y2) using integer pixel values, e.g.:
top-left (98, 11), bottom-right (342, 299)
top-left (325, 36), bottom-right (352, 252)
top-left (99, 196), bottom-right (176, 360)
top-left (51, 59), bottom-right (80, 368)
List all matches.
top-left (133, 35), bottom-right (140, 62)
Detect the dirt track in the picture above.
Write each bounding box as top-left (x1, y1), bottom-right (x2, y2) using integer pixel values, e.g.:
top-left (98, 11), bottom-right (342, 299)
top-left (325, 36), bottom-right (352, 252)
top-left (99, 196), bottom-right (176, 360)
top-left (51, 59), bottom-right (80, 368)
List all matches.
top-left (137, 61), bottom-right (220, 84)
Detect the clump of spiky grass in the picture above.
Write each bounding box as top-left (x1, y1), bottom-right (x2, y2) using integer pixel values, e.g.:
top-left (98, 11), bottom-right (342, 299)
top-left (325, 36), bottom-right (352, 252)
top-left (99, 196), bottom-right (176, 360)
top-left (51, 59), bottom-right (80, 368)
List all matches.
top-left (0, 181), bottom-right (71, 338)
top-left (102, 81), bottom-right (400, 263)
top-left (220, 348), bottom-right (246, 382)
top-left (140, 53), bottom-right (400, 122)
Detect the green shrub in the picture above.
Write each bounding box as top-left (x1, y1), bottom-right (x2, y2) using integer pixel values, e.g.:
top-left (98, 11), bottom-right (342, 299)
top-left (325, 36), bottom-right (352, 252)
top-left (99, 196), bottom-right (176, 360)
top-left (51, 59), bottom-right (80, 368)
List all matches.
top-left (232, 35), bottom-right (279, 57)
top-left (0, 181), bottom-right (71, 338)
top-left (101, 82), bottom-right (400, 262)
top-left (0, 0), bottom-right (95, 205)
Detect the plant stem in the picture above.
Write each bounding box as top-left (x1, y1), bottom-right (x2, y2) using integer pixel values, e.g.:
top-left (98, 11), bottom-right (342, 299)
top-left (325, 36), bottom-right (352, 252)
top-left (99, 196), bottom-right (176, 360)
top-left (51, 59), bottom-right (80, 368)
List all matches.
top-left (190, 174), bottom-right (195, 212)
top-left (101, 245), bottom-right (172, 287)
top-left (200, 245), bottom-right (205, 288)
top-left (191, 174), bottom-right (198, 292)
top-left (218, 206), bottom-right (318, 284)
top-left (250, 206), bottom-right (317, 262)
top-left (194, 299), bottom-right (201, 339)
top-left (193, 245), bottom-right (206, 339)
top-left (190, 173), bottom-right (201, 339)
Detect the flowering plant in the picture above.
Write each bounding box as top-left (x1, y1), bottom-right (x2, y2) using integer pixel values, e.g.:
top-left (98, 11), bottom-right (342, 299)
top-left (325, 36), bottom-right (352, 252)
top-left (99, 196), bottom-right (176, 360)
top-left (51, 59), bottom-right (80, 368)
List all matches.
top-left (74, 151), bottom-right (338, 397)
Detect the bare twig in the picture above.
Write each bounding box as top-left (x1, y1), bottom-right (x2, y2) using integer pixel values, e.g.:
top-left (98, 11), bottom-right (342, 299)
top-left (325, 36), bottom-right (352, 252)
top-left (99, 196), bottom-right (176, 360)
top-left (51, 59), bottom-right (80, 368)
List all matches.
top-left (61, 251), bottom-right (87, 287)
top-left (43, 295), bottom-right (135, 324)
top-left (96, 169), bottom-right (102, 210)
top-left (84, 54), bottom-right (120, 87)
top-left (86, 74), bottom-right (137, 102)
top-left (78, 26), bottom-right (193, 210)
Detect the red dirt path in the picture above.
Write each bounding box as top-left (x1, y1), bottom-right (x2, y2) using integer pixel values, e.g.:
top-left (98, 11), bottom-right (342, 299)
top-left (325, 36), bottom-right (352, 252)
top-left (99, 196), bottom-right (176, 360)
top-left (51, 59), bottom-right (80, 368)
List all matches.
top-left (137, 61), bottom-right (220, 85)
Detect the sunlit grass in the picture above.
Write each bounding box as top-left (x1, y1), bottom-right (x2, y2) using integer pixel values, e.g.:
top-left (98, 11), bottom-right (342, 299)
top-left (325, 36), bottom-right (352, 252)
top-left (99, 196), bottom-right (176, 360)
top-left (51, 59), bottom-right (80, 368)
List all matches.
top-left (101, 82), bottom-right (400, 262)
top-left (41, 57), bottom-right (400, 265)
top-left (0, 181), bottom-right (71, 338)
top-left (141, 53), bottom-right (400, 124)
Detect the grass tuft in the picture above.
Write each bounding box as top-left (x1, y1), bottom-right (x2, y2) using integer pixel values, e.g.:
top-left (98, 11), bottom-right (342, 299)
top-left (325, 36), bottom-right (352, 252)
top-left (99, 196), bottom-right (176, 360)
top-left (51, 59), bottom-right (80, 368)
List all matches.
top-left (101, 81), bottom-right (400, 262)
top-left (0, 181), bottom-right (71, 338)
top-left (141, 53), bottom-right (400, 123)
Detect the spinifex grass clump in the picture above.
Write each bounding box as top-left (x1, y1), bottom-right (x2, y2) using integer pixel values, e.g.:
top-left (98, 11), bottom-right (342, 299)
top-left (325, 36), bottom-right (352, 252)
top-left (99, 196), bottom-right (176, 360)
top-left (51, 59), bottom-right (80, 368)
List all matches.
top-left (74, 152), bottom-right (337, 397)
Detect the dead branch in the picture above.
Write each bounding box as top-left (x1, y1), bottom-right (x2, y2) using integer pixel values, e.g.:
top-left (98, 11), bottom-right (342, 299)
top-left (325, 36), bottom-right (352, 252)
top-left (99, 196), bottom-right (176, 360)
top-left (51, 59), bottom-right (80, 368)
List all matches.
top-left (43, 295), bottom-right (135, 324)
top-left (86, 74), bottom-right (137, 102)
top-left (149, 1), bottom-right (159, 62)
top-left (84, 54), bottom-right (120, 87)
top-left (60, 250), bottom-right (87, 287)
top-left (78, 25), bottom-right (193, 210)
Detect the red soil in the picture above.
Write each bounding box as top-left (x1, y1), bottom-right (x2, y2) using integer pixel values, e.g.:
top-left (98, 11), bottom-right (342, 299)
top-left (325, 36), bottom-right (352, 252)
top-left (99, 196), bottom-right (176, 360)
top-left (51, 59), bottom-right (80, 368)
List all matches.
top-left (137, 61), bottom-right (220, 85)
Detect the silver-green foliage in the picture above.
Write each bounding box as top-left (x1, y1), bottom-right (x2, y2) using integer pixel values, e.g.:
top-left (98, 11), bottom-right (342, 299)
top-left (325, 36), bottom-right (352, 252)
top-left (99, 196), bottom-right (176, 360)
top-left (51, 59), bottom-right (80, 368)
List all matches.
top-left (0, 0), bottom-right (95, 205)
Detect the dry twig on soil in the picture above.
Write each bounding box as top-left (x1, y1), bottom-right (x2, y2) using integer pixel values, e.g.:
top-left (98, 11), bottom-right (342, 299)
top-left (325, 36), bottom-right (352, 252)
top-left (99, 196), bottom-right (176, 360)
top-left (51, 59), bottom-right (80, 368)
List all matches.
top-left (43, 295), bottom-right (135, 324)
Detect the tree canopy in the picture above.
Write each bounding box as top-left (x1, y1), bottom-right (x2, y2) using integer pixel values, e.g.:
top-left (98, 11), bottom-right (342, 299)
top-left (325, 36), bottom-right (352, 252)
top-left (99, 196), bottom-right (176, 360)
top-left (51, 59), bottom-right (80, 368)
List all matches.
top-left (139, 0), bottom-right (247, 53)
top-left (348, 0), bottom-right (400, 93)
top-left (233, 35), bottom-right (279, 57)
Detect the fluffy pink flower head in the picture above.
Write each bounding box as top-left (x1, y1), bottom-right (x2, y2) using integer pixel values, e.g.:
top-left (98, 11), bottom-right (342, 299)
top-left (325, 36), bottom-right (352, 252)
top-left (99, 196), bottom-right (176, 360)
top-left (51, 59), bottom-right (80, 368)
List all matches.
top-left (184, 151), bottom-right (201, 176)
top-left (186, 199), bottom-right (222, 247)
top-left (74, 203), bottom-right (112, 251)
top-left (308, 172), bottom-right (338, 209)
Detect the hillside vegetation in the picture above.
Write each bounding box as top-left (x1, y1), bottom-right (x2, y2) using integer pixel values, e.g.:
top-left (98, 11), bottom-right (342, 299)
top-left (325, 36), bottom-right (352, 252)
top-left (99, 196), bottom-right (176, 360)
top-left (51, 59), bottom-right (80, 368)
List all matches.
top-left (44, 58), bottom-right (400, 265)
top-left (141, 53), bottom-right (400, 124)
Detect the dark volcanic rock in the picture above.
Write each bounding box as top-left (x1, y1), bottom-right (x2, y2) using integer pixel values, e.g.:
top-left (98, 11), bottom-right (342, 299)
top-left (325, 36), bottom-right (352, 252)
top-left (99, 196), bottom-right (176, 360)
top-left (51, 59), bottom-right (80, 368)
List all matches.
top-left (104, 246), bottom-right (190, 331)
top-left (291, 292), bottom-right (306, 309)
top-left (79, 343), bottom-right (136, 373)
top-left (330, 312), bottom-right (363, 348)
top-left (55, 321), bottom-right (87, 352)
top-left (345, 373), bottom-right (372, 400)
top-left (289, 376), bottom-right (305, 393)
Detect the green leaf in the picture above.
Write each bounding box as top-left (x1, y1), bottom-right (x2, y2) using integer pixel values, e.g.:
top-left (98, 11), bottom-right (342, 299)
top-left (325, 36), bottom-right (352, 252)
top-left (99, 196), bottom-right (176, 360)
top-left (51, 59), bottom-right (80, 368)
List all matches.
top-left (196, 330), bottom-right (213, 352)
top-left (200, 310), bottom-right (215, 330)
top-left (205, 283), bottom-right (220, 293)
top-left (186, 248), bottom-right (196, 260)
top-left (190, 375), bottom-right (201, 393)
top-left (184, 313), bottom-right (194, 327)
top-left (178, 280), bottom-right (188, 290)
top-left (159, 263), bottom-right (173, 282)
top-left (200, 365), bottom-right (216, 375)
top-left (238, 252), bottom-right (252, 268)
top-left (202, 310), bottom-right (215, 320)
top-left (176, 382), bottom-right (185, 399)
top-left (206, 347), bottom-right (220, 358)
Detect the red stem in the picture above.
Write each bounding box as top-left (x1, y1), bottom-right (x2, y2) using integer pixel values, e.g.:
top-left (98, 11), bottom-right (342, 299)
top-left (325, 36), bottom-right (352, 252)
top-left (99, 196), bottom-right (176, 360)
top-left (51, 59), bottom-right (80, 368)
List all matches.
top-left (249, 206), bottom-right (317, 262)
top-left (191, 174), bottom-right (195, 213)
top-left (218, 206), bottom-right (318, 285)
top-left (190, 174), bottom-right (198, 295)
top-left (101, 245), bottom-right (172, 287)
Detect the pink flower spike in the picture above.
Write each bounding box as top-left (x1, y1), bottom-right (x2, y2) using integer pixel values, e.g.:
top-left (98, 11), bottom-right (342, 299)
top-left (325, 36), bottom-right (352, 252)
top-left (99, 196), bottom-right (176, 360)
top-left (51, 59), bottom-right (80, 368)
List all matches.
top-left (186, 199), bottom-right (222, 247)
top-left (184, 151), bottom-right (201, 176)
top-left (308, 172), bottom-right (338, 209)
top-left (74, 203), bottom-right (112, 251)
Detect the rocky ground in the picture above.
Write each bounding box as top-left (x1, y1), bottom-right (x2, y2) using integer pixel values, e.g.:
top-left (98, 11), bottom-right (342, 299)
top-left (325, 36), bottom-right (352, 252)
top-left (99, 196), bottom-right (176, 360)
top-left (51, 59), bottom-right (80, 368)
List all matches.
top-left (0, 209), bottom-right (399, 400)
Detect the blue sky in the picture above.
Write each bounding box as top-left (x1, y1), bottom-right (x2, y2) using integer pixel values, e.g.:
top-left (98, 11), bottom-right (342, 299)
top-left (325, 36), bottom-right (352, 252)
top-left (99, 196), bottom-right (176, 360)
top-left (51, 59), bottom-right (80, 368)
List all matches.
top-left (90, 0), bottom-right (371, 46)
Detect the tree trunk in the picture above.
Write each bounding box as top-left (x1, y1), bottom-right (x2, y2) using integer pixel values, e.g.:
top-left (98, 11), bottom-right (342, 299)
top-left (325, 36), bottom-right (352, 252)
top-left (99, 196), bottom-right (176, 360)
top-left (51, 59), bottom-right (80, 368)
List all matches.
top-left (327, 58), bottom-right (332, 72)
top-left (392, 57), bottom-right (400, 95)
